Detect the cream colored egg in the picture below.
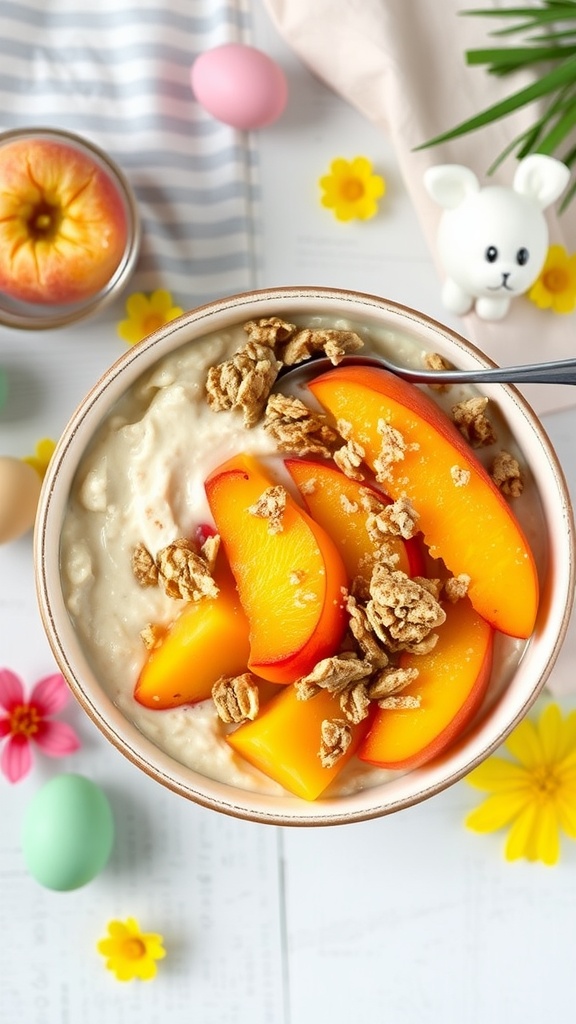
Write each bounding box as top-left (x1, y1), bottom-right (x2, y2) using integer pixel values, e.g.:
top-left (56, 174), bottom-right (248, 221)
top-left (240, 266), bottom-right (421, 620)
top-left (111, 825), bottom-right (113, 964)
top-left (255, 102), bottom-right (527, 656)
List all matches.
top-left (0, 456), bottom-right (42, 543)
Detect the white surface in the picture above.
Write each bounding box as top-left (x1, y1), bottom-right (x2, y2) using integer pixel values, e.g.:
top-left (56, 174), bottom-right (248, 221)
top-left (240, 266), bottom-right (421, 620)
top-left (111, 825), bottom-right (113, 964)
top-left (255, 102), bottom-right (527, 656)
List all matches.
top-left (1, 3), bottom-right (576, 1022)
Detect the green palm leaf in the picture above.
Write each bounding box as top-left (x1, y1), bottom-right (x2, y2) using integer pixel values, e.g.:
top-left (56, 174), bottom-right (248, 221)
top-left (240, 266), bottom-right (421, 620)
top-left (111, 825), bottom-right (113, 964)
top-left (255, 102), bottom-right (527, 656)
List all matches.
top-left (416, 54), bottom-right (576, 148)
top-left (417, 2), bottom-right (576, 207)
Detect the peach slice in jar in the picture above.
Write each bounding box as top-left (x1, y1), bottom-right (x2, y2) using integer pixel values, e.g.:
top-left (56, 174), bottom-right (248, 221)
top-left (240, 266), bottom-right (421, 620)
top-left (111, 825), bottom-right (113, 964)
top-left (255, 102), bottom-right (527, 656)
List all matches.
top-left (204, 452), bottom-right (348, 684)
top-left (309, 365), bottom-right (539, 639)
top-left (285, 457), bottom-right (425, 585)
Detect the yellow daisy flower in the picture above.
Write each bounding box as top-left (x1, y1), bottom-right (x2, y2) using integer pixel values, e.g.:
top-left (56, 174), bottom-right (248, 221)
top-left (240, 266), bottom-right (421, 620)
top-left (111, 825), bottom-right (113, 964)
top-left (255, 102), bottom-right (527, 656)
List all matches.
top-left (117, 289), bottom-right (184, 345)
top-left (97, 917), bottom-right (166, 982)
top-left (319, 156), bottom-right (386, 222)
top-left (22, 438), bottom-right (56, 480)
top-left (528, 244), bottom-right (576, 314)
top-left (465, 703), bottom-right (576, 865)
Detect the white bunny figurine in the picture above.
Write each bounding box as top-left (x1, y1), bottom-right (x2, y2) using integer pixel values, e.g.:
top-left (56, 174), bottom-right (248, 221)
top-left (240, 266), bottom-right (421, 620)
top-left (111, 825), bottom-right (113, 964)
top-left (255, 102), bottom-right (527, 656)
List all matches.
top-left (424, 154), bottom-right (570, 320)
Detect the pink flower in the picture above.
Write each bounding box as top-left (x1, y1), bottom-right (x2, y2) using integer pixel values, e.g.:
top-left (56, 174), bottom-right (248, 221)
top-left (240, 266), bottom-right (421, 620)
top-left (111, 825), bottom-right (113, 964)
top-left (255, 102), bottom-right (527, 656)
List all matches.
top-left (0, 669), bottom-right (81, 783)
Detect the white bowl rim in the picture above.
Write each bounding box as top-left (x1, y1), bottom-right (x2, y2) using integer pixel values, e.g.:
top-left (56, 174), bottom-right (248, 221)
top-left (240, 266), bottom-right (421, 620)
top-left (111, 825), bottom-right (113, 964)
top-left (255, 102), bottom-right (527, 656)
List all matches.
top-left (34, 285), bottom-right (576, 825)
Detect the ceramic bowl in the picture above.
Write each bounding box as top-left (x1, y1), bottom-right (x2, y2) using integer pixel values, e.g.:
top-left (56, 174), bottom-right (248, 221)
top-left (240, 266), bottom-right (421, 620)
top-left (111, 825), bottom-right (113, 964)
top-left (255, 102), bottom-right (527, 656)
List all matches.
top-left (0, 126), bottom-right (140, 330)
top-left (35, 287), bottom-right (575, 825)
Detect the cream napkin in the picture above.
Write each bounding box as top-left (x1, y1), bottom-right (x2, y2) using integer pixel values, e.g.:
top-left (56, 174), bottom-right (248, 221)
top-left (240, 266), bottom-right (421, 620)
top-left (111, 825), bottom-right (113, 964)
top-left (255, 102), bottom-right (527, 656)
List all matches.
top-left (264, 0), bottom-right (576, 416)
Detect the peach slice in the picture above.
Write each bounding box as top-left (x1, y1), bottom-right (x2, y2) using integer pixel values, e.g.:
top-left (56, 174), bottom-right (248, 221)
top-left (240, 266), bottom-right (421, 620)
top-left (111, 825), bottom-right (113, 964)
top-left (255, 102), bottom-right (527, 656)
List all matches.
top-left (228, 684), bottom-right (371, 800)
top-left (205, 453), bottom-right (348, 684)
top-left (285, 458), bottom-right (425, 584)
top-left (310, 365), bottom-right (538, 638)
top-left (134, 562), bottom-right (250, 710)
top-left (358, 596), bottom-right (493, 770)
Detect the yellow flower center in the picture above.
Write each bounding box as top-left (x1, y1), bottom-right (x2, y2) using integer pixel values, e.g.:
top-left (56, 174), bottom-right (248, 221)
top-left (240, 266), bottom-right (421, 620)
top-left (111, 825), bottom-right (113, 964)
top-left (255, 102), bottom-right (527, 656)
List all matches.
top-left (532, 765), bottom-right (559, 798)
top-left (141, 312), bottom-right (166, 336)
top-left (340, 177), bottom-right (365, 202)
top-left (9, 703), bottom-right (40, 738)
top-left (122, 937), bottom-right (147, 960)
top-left (543, 267), bottom-right (569, 294)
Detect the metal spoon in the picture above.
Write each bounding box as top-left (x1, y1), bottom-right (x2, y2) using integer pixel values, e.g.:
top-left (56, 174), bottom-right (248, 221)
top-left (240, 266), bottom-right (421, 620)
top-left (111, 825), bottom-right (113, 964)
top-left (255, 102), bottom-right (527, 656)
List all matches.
top-left (278, 353), bottom-right (576, 387)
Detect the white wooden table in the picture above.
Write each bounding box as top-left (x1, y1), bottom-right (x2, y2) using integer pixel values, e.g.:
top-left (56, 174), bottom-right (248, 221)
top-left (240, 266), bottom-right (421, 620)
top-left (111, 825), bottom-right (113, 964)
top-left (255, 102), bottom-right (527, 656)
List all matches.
top-left (1, 5), bottom-right (576, 1021)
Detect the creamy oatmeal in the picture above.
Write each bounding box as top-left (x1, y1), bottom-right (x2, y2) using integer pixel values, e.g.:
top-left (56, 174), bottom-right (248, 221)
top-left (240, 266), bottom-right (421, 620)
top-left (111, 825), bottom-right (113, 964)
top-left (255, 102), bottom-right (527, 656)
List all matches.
top-left (60, 314), bottom-right (540, 798)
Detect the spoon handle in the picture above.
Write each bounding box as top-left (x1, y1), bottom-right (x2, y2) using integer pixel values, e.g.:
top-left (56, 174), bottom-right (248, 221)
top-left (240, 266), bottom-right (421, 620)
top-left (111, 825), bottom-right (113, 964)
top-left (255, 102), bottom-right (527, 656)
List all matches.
top-left (281, 354), bottom-right (576, 386)
top-left (404, 358), bottom-right (576, 386)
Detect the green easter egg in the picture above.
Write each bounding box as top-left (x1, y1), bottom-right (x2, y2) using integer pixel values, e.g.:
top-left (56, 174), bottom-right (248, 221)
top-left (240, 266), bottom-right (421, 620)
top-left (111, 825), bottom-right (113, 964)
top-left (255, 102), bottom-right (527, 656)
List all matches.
top-left (22, 773), bottom-right (115, 891)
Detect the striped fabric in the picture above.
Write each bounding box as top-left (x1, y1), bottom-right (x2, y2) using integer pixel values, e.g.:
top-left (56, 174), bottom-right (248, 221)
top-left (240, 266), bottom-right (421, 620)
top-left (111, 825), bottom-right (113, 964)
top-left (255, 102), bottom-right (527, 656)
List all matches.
top-left (0, 0), bottom-right (260, 308)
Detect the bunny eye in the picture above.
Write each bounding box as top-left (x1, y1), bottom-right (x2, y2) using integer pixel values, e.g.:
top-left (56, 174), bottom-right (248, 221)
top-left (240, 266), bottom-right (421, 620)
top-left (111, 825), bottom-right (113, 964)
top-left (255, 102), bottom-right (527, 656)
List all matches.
top-left (485, 246), bottom-right (498, 263)
top-left (516, 248), bottom-right (529, 266)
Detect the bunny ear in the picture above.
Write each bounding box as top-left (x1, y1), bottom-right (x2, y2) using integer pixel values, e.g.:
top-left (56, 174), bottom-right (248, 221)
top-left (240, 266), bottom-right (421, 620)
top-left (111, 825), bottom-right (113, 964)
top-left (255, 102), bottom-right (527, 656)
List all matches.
top-left (513, 154), bottom-right (570, 209)
top-left (423, 164), bottom-right (480, 209)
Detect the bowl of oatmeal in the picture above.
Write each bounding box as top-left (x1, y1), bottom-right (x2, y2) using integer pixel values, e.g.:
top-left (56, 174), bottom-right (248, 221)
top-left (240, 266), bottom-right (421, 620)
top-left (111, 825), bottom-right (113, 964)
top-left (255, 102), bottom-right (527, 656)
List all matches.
top-left (35, 287), bottom-right (575, 825)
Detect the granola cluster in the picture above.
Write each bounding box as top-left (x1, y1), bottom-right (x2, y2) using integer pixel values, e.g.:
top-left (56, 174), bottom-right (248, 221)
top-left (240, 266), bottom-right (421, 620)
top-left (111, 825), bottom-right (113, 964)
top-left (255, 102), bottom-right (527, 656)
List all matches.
top-left (490, 450), bottom-right (524, 497)
top-left (423, 351), bottom-right (452, 391)
top-left (133, 535), bottom-right (220, 601)
top-left (212, 672), bottom-right (260, 724)
top-left (264, 394), bottom-right (340, 458)
top-left (448, 391), bottom-right (524, 495)
top-left (333, 419), bottom-right (366, 481)
top-left (205, 317), bottom-right (364, 431)
top-left (364, 564), bottom-right (446, 653)
top-left (205, 340), bottom-right (281, 428)
top-left (132, 534), bottom-right (220, 647)
top-left (294, 637), bottom-right (421, 732)
top-left (373, 419), bottom-right (415, 484)
top-left (452, 396), bottom-right (497, 448)
top-left (247, 484), bottom-right (287, 535)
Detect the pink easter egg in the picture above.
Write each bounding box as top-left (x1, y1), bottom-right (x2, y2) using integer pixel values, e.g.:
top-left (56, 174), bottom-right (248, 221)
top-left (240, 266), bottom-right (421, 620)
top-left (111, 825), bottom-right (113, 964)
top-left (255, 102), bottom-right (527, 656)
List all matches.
top-left (191, 43), bottom-right (287, 130)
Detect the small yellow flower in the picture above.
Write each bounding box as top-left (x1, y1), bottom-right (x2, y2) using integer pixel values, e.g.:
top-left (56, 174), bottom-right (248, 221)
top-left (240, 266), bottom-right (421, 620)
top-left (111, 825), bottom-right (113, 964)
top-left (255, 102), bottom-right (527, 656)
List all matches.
top-left (464, 702), bottom-right (576, 865)
top-left (319, 156), bottom-right (386, 222)
top-left (97, 917), bottom-right (166, 982)
top-left (528, 244), bottom-right (576, 314)
top-left (117, 290), bottom-right (184, 345)
top-left (22, 438), bottom-right (56, 480)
